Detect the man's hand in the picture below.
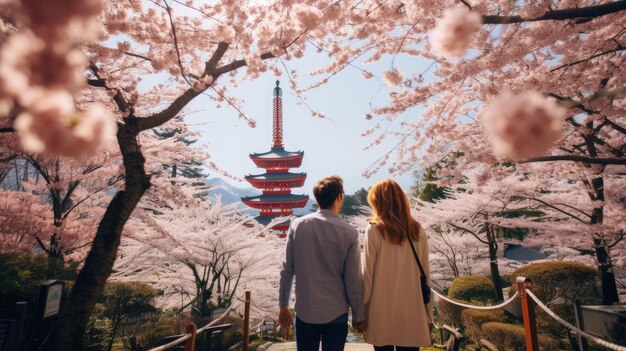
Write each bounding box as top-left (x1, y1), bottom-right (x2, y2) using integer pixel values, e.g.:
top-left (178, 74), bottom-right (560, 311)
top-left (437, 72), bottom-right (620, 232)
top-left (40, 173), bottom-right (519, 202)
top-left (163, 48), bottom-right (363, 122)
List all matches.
top-left (352, 319), bottom-right (367, 333)
top-left (278, 307), bottom-right (292, 339)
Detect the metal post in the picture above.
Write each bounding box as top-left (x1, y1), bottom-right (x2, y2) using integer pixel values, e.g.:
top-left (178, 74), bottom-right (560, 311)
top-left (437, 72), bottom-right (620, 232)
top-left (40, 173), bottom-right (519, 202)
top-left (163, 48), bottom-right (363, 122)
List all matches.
top-left (573, 300), bottom-right (589, 351)
top-left (516, 276), bottom-right (539, 351)
top-left (184, 323), bottom-right (197, 351)
top-left (243, 291), bottom-right (251, 351)
top-left (129, 336), bottom-right (138, 351)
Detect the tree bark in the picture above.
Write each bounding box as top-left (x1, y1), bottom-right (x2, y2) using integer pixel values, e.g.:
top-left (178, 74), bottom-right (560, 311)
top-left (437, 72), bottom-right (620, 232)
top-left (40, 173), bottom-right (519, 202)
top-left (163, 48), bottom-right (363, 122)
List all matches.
top-left (46, 123), bottom-right (151, 350)
top-left (588, 175), bottom-right (619, 304)
top-left (487, 236), bottom-right (504, 301)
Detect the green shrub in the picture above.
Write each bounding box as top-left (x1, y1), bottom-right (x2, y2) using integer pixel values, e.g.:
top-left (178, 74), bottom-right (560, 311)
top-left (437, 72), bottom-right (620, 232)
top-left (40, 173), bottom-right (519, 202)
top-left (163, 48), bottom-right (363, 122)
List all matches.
top-left (535, 302), bottom-right (574, 339)
top-left (511, 261), bottom-right (600, 341)
top-left (436, 297), bottom-right (466, 329)
top-left (482, 322), bottom-right (560, 351)
top-left (0, 252), bottom-right (78, 316)
top-left (510, 261), bottom-right (600, 304)
top-left (460, 309), bottom-right (505, 342)
top-left (437, 276), bottom-right (498, 329)
top-left (448, 276), bottom-right (497, 303)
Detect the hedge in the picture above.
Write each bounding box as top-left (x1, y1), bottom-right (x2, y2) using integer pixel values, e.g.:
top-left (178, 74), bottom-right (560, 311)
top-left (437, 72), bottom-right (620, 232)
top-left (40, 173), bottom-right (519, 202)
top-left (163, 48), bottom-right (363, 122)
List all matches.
top-left (460, 309), bottom-right (505, 342)
top-left (482, 322), bottom-right (560, 351)
top-left (437, 276), bottom-right (498, 329)
top-left (448, 276), bottom-right (498, 304)
top-left (511, 261), bottom-right (601, 340)
top-left (510, 261), bottom-right (600, 304)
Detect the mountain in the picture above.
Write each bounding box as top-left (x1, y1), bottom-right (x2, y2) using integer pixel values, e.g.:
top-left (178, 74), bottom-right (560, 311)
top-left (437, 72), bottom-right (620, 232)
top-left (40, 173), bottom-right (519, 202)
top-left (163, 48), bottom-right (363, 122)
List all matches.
top-left (204, 177), bottom-right (315, 215)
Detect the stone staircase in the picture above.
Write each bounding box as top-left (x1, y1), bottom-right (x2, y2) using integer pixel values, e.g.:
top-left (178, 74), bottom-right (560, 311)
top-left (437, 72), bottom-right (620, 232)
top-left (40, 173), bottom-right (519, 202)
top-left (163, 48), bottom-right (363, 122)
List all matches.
top-left (266, 342), bottom-right (373, 350)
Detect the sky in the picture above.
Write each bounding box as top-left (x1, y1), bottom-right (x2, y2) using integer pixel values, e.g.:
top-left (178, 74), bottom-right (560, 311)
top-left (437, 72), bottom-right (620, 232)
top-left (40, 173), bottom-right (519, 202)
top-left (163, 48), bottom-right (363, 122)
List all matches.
top-left (185, 47), bottom-right (432, 194)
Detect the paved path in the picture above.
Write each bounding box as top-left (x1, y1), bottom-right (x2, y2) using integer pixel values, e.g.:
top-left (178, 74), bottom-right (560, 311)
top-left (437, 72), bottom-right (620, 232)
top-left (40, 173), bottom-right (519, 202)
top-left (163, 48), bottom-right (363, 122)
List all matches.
top-left (267, 342), bottom-right (373, 350)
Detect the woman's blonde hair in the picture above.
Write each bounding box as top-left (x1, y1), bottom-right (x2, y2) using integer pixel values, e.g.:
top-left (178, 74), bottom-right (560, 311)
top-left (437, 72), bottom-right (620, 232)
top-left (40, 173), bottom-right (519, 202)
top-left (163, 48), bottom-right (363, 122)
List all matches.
top-left (368, 178), bottom-right (421, 244)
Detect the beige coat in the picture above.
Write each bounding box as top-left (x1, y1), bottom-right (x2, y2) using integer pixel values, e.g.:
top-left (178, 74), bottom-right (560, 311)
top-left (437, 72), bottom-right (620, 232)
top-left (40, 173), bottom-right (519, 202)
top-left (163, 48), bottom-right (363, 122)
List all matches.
top-left (363, 224), bottom-right (434, 347)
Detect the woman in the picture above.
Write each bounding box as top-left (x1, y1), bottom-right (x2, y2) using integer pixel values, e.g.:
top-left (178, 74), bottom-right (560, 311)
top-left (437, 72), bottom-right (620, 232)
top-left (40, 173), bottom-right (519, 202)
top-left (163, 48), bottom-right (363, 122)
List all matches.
top-left (363, 178), bottom-right (434, 351)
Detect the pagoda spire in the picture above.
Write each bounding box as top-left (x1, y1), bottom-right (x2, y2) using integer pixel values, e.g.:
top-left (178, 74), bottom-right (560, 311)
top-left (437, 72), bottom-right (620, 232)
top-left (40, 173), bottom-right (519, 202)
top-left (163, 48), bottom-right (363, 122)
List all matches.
top-left (272, 80), bottom-right (283, 148)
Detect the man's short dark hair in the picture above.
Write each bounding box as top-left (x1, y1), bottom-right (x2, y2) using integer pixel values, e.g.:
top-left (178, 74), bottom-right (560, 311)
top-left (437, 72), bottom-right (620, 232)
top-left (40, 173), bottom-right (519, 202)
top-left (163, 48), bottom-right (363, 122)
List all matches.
top-left (313, 176), bottom-right (344, 209)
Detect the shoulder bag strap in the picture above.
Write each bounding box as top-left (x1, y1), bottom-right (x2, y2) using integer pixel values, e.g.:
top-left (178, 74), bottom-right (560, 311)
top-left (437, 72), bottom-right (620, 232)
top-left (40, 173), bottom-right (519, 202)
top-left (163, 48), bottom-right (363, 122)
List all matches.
top-left (407, 235), bottom-right (427, 279)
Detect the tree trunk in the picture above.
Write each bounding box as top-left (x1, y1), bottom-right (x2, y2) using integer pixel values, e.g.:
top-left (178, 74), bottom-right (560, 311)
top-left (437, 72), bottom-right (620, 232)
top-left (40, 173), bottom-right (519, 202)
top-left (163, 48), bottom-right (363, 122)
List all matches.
top-left (488, 241), bottom-right (504, 301)
top-left (594, 237), bottom-right (619, 305)
top-left (487, 226), bottom-right (504, 301)
top-left (588, 175), bottom-right (619, 305)
top-left (46, 124), bottom-right (151, 351)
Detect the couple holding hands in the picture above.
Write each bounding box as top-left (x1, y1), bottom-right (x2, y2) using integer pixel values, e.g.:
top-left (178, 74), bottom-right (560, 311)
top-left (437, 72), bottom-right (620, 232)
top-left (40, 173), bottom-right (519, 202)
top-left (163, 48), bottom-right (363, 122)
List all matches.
top-left (278, 176), bottom-right (434, 351)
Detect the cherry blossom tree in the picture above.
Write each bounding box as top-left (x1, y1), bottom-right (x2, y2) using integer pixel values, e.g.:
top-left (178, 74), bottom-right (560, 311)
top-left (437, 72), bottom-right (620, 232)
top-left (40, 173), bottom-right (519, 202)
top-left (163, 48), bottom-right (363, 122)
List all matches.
top-left (507, 170), bottom-right (626, 299)
top-left (114, 197), bottom-right (284, 317)
top-left (415, 175), bottom-right (543, 301)
top-left (0, 188), bottom-right (51, 252)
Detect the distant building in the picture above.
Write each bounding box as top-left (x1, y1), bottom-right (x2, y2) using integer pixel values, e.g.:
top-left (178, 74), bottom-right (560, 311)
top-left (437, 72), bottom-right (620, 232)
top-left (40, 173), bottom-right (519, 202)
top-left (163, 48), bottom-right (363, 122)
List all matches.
top-left (241, 81), bottom-right (309, 236)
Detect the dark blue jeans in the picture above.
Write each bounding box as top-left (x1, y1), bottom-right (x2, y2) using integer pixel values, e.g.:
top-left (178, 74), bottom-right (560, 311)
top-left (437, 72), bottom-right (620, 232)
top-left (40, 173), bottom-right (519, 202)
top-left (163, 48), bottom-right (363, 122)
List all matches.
top-left (295, 317), bottom-right (349, 351)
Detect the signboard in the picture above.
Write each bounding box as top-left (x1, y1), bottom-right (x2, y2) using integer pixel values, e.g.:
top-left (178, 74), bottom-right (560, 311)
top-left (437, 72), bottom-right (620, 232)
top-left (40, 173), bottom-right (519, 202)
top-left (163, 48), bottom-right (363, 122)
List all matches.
top-left (39, 280), bottom-right (65, 320)
top-left (261, 320), bottom-right (275, 334)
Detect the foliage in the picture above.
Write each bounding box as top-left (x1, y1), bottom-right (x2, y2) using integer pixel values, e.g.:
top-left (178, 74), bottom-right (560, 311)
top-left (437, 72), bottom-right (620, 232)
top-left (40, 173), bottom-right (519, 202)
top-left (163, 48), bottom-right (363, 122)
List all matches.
top-left (460, 309), bottom-right (505, 343)
top-left (84, 304), bottom-right (112, 351)
top-left (0, 252), bottom-right (77, 317)
top-left (341, 187), bottom-right (369, 216)
top-left (511, 261), bottom-right (601, 304)
top-left (448, 276), bottom-right (497, 304)
top-left (482, 322), bottom-right (560, 351)
top-left (437, 275), bottom-right (497, 329)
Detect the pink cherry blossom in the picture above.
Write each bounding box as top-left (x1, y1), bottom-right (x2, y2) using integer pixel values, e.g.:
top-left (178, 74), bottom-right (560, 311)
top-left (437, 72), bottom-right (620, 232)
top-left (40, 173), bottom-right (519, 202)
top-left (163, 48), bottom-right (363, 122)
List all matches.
top-left (483, 91), bottom-right (566, 161)
top-left (384, 69), bottom-right (404, 87)
top-left (14, 89), bottom-right (116, 157)
top-left (292, 4), bottom-right (323, 31)
top-left (429, 8), bottom-right (482, 57)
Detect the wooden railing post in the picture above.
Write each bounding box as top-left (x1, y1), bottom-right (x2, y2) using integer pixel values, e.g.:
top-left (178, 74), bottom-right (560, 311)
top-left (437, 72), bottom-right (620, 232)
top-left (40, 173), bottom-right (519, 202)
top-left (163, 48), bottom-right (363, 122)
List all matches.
top-left (243, 291), bottom-right (251, 351)
top-left (184, 323), bottom-right (197, 351)
top-left (573, 300), bottom-right (589, 351)
top-left (516, 276), bottom-right (539, 351)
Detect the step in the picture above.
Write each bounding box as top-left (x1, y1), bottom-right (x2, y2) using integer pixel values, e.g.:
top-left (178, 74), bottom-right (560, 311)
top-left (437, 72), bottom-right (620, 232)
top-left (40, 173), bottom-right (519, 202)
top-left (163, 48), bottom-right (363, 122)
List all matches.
top-left (267, 342), bottom-right (373, 350)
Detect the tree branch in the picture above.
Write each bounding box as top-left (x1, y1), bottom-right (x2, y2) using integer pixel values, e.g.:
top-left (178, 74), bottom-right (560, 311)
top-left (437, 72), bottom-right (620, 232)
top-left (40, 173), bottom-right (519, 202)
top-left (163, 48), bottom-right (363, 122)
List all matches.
top-left (522, 196), bottom-right (587, 223)
top-left (482, 1), bottom-right (626, 24)
top-left (550, 46), bottom-right (625, 72)
top-left (447, 221), bottom-right (489, 245)
top-left (521, 155), bottom-right (626, 165)
top-left (164, 1), bottom-right (192, 87)
top-left (0, 127), bottom-right (15, 133)
top-left (212, 52), bottom-right (274, 76)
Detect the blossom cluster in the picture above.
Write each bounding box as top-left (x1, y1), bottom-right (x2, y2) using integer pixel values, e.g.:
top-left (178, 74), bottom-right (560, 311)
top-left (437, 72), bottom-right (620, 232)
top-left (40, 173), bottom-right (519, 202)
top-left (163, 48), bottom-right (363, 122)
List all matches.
top-left (0, 0), bottom-right (116, 157)
top-left (429, 8), bottom-right (482, 57)
top-left (483, 91), bottom-right (566, 160)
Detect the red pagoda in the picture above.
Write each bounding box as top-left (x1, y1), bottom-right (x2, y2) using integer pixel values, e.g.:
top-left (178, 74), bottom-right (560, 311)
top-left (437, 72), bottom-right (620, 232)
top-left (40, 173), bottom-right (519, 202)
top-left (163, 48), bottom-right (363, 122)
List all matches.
top-left (241, 81), bottom-right (309, 235)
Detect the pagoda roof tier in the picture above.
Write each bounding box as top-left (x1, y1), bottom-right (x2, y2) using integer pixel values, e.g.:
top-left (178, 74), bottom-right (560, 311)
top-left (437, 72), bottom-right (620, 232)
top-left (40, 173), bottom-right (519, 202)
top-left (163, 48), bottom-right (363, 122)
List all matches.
top-left (250, 147), bottom-right (303, 159)
top-left (245, 172), bottom-right (307, 189)
top-left (241, 194), bottom-right (309, 209)
top-left (245, 172), bottom-right (306, 180)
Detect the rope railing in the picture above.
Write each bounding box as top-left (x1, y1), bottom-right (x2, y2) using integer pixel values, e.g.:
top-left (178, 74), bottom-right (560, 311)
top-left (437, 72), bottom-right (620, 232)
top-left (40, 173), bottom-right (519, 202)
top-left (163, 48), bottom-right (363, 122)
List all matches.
top-left (432, 289), bottom-right (519, 310)
top-left (431, 278), bottom-right (626, 351)
top-left (197, 302), bottom-right (237, 333)
top-left (147, 300), bottom-right (237, 351)
top-left (237, 295), bottom-right (275, 314)
top-left (526, 290), bottom-right (626, 351)
top-left (148, 333), bottom-right (192, 351)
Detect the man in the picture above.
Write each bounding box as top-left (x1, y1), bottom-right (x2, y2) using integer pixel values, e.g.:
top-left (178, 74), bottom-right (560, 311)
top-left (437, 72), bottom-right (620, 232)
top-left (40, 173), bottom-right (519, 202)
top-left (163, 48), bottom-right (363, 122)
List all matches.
top-left (279, 175), bottom-right (366, 351)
